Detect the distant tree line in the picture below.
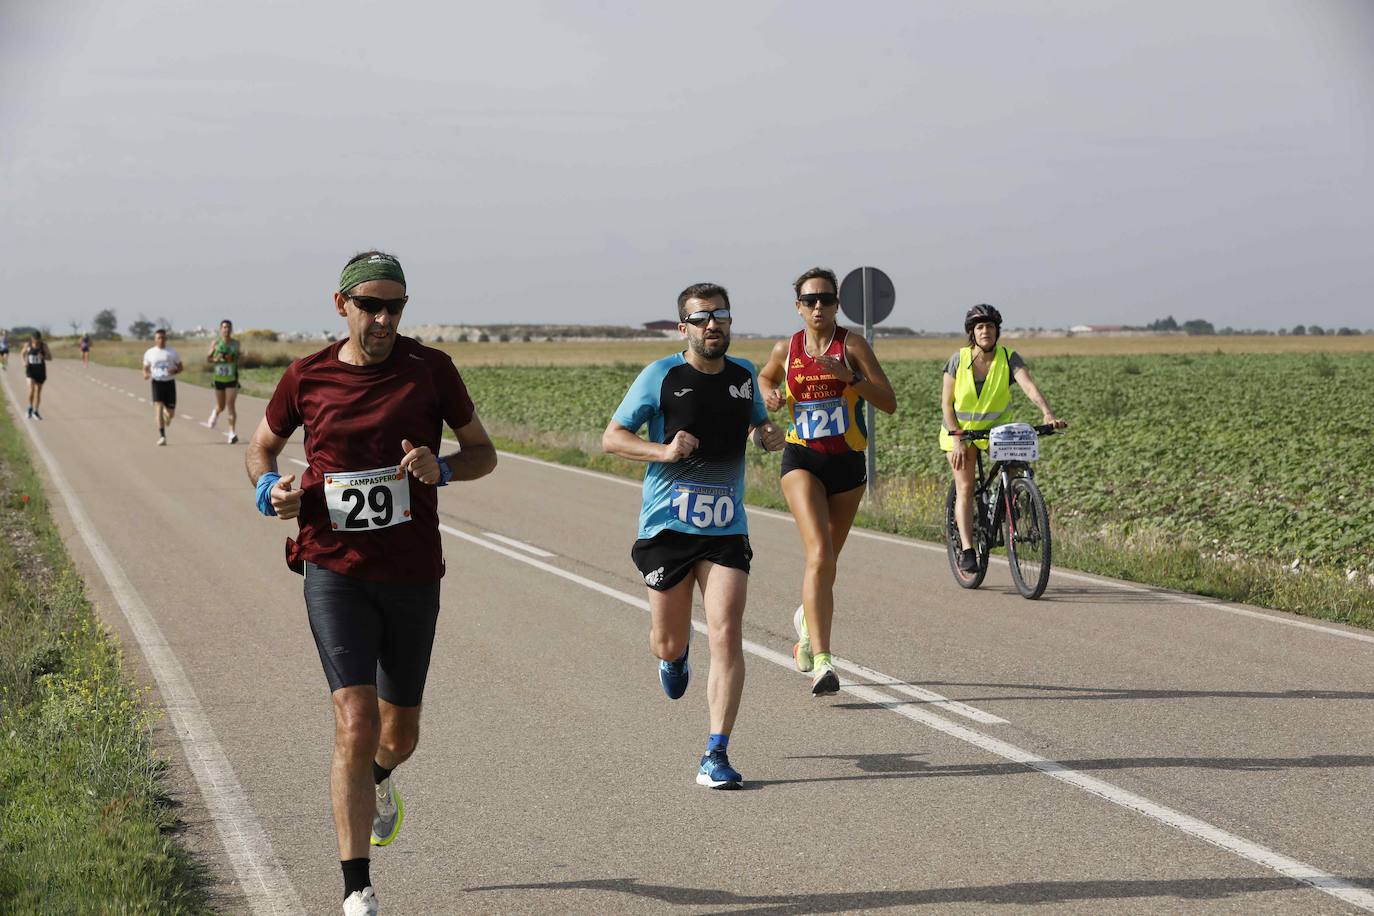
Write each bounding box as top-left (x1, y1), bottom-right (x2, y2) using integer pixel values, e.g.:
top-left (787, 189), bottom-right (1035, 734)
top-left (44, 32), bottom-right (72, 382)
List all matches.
top-left (1137, 315), bottom-right (1365, 336)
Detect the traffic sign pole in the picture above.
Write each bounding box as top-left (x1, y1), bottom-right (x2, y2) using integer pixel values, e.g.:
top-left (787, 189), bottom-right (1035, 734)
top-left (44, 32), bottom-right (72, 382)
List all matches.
top-left (862, 268), bottom-right (876, 494)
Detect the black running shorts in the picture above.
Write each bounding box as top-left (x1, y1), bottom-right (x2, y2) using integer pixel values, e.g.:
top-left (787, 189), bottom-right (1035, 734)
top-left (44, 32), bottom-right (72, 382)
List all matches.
top-left (25, 364), bottom-right (46, 384)
top-left (150, 379), bottom-right (177, 408)
top-left (212, 380), bottom-right (239, 390)
top-left (302, 562), bottom-right (441, 706)
top-left (780, 442), bottom-right (866, 495)
top-left (631, 530), bottom-right (752, 592)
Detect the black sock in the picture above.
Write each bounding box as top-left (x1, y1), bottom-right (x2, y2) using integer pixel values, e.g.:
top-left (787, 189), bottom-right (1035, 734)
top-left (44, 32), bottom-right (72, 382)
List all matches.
top-left (159, 426), bottom-right (165, 436)
top-left (341, 857), bottom-right (370, 899)
top-left (373, 761), bottom-right (394, 785)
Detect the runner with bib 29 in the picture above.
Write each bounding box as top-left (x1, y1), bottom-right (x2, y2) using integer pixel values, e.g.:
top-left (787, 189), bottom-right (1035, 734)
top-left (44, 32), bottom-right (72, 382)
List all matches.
top-left (603, 281), bottom-right (785, 791)
top-left (758, 267), bottom-right (896, 696)
top-left (245, 250), bottom-right (496, 916)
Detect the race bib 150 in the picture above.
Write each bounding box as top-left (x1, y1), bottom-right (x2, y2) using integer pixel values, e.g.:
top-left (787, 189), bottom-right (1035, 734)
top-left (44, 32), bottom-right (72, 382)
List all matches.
top-left (670, 481), bottom-right (736, 529)
top-left (324, 466), bottom-right (412, 532)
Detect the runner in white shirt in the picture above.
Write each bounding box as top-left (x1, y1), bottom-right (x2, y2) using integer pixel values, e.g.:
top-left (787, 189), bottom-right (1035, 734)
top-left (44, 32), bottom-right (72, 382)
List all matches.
top-left (142, 328), bottom-right (183, 446)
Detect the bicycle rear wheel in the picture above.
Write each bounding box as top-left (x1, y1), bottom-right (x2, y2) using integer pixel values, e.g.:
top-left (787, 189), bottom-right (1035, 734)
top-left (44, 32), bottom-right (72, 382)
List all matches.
top-left (1005, 476), bottom-right (1051, 599)
top-left (944, 482), bottom-right (988, 589)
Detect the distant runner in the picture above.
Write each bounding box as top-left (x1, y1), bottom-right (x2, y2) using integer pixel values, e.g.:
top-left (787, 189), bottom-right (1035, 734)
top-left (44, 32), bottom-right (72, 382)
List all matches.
top-left (758, 267), bottom-right (896, 695)
top-left (245, 250), bottom-right (496, 916)
top-left (942, 304), bottom-right (1065, 572)
top-left (0, 329), bottom-right (9, 369)
top-left (602, 282), bottom-right (785, 790)
top-left (21, 331), bottom-right (52, 419)
top-left (142, 329), bottom-right (183, 446)
top-left (79, 333), bottom-right (91, 367)
top-left (203, 319), bottom-right (241, 443)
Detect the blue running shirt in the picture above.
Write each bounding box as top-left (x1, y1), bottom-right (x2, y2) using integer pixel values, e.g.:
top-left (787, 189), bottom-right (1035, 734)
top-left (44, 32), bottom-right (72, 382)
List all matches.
top-left (613, 353), bottom-right (768, 539)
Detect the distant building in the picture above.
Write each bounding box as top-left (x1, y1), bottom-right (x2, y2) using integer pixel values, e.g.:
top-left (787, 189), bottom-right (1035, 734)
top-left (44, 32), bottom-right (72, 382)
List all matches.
top-left (1069, 324), bottom-right (1126, 334)
top-left (643, 320), bottom-right (679, 331)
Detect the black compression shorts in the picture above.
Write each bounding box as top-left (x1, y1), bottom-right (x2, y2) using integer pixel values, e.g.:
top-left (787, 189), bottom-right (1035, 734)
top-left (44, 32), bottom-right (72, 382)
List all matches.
top-left (302, 562), bottom-right (441, 706)
top-left (150, 379), bottom-right (177, 408)
top-left (780, 442), bottom-right (867, 495)
top-left (631, 530), bottom-right (752, 592)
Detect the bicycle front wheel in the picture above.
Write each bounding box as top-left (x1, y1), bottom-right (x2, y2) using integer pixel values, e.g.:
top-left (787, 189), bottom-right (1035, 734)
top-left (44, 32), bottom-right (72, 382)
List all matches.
top-left (944, 482), bottom-right (988, 589)
top-left (1005, 476), bottom-right (1051, 599)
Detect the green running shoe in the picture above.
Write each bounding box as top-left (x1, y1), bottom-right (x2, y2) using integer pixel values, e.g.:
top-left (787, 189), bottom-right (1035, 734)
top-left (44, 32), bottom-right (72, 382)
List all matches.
top-left (371, 776), bottom-right (404, 847)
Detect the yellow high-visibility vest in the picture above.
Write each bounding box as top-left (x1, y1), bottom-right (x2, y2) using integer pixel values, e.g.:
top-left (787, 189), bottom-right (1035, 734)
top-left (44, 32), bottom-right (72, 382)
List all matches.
top-left (939, 345), bottom-right (1015, 452)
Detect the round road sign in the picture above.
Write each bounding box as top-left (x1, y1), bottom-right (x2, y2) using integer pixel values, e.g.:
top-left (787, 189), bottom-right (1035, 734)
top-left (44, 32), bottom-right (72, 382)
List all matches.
top-left (839, 267), bottom-right (895, 326)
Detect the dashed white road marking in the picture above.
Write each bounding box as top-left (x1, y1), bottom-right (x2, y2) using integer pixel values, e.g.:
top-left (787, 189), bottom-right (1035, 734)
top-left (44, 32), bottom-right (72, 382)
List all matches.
top-left (478, 531), bottom-right (556, 557)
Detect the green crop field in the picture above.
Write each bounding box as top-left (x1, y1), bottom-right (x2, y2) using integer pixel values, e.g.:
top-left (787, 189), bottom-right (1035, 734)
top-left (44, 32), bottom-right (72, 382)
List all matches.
top-left (460, 352), bottom-right (1374, 575)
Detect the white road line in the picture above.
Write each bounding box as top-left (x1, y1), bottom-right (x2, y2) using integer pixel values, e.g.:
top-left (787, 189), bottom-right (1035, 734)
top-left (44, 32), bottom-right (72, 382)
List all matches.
top-left (833, 656), bottom-right (1008, 725)
top-left (438, 519), bottom-right (1374, 912)
top-left (2, 377), bottom-right (303, 915)
top-left (478, 531), bottom-right (556, 557)
top-left (485, 446), bottom-right (1374, 647)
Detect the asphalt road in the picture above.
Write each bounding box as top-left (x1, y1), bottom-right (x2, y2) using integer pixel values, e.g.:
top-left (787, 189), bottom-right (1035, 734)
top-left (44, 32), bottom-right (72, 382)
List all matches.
top-left (7, 359), bottom-right (1374, 915)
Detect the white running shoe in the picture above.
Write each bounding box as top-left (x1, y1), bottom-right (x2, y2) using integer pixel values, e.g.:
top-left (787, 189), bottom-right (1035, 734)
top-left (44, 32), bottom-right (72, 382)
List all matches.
top-left (156, 436), bottom-right (167, 446)
top-left (792, 605), bottom-right (813, 673)
top-left (343, 886), bottom-right (377, 916)
top-left (227, 431), bottom-right (238, 444)
top-left (202, 410), bottom-right (218, 428)
top-left (811, 662), bottom-right (839, 696)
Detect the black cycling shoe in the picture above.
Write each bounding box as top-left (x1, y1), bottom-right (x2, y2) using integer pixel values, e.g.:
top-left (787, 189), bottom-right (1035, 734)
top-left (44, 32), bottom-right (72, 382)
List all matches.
top-left (957, 548), bottom-right (978, 573)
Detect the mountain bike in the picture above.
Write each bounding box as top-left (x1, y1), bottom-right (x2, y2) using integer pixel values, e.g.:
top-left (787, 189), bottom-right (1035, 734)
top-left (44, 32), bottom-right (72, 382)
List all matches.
top-left (944, 423), bottom-right (1062, 599)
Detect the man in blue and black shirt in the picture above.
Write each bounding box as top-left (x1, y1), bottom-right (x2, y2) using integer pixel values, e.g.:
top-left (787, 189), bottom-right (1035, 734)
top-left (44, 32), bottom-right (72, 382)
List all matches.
top-left (603, 282), bottom-right (785, 789)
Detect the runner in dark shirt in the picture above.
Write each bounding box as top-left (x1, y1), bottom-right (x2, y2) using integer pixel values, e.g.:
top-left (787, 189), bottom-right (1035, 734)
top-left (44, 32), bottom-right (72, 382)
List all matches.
top-left (245, 250), bottom-right (496, 916)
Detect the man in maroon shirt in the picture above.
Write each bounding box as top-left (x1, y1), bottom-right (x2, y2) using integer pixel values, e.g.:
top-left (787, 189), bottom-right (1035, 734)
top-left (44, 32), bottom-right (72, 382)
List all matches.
top-left (245, 251), bottom-right (496, 916)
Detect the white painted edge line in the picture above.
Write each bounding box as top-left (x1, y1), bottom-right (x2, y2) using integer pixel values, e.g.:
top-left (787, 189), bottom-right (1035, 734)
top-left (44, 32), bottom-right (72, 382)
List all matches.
top-left (833, 655), bottom-right (1008, 725)
top-left (2, 377), bottom-right (304, 916)
top-left (479, 443), bottom-right (1374, 647)
top-left (438, 517), bottom-right (1374, 913)
top-left (478, 531), bottom-right (556, 558)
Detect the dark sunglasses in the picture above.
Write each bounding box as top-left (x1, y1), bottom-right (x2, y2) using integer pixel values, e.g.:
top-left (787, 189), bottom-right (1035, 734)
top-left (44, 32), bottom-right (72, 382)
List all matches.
top-left (347, 294), bottom-right (408, 316)
top-left (798, 293), bottom-right (839, 307)
top-left (683, 308), bottom-right (732, 326)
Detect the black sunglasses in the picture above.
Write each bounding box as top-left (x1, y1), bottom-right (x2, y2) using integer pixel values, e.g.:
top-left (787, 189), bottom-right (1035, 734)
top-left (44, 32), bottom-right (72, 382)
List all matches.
top-left (682, 308), bottom-right (732, 327)
top-left (798, 293), bottom-right (839, 307)
top-left (346, 294), bottom-right (408, 316)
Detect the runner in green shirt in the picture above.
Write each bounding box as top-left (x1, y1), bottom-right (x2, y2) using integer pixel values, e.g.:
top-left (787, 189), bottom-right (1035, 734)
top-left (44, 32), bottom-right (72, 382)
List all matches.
top-left (205, 319), bottom-right (241, 443)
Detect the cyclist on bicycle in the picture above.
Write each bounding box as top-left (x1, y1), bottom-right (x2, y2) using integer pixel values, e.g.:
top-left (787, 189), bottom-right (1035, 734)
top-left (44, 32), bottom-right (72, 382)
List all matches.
top-left (941, 304), bottom-right (1064, 573)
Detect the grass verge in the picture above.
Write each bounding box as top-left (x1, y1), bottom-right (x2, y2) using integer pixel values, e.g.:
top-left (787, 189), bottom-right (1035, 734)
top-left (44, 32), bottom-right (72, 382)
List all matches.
top-left (0, 402), bottom-right (212, 913)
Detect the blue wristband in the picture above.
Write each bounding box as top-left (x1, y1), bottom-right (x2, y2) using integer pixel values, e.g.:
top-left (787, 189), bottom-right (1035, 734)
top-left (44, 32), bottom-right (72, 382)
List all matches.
top-left (255, 471), bottom-right (281, 516)
top-left (437, 457), bottom-right (453, 487)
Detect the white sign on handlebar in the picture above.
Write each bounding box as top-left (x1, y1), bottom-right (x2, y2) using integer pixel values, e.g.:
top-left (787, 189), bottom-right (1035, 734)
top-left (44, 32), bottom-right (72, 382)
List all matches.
top-left (989, 423), bottom-right (1040, 461)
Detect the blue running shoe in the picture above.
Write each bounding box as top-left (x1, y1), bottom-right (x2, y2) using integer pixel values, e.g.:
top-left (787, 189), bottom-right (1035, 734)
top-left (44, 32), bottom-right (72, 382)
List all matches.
top-left (696, 749), bottom-right (743, 789)
top-left (658, 641), bottom-right (690, 700)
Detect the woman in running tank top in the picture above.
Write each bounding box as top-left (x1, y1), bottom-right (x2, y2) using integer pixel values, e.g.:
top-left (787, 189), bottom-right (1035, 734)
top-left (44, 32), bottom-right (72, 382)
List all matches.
top-left (758, 267), bottom-right (896, 695)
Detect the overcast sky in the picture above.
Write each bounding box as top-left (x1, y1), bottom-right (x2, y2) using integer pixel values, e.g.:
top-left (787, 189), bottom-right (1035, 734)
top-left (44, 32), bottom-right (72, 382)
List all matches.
top-left (2, 0), bottom-right (1371, 337)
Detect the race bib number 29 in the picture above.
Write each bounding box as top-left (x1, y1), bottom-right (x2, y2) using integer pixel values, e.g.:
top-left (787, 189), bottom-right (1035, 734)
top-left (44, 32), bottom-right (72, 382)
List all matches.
top-left (670, 482), bottom-right (736, 529)
top-left (325, 466), bottom-right (412, 531)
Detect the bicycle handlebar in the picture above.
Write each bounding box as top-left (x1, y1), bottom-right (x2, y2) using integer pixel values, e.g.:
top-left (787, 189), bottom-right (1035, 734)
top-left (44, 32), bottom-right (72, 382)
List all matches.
top-left (955, 422), bottom-right (1066, 442)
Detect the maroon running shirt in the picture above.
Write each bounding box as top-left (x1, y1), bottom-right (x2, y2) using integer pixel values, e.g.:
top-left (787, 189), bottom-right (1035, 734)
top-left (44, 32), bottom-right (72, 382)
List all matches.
top-left (265, 336), bottom-right (475, 583)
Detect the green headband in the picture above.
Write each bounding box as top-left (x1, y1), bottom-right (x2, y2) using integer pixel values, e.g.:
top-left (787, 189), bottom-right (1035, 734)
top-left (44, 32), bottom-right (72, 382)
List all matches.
top-left (338, 253), bottom-right (406, 293)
